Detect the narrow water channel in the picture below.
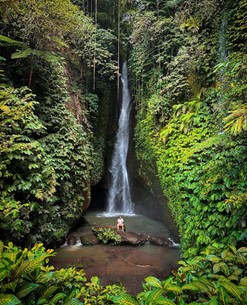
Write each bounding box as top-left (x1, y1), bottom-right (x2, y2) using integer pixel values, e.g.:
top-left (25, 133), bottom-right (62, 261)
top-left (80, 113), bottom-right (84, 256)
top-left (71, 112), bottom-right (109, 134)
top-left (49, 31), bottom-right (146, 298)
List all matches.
top-left (50, 211), bottom-right (180, 295)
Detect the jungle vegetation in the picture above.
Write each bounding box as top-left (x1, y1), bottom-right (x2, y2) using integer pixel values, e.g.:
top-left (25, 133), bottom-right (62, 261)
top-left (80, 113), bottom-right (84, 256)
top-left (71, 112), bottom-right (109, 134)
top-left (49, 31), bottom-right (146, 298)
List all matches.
top-left (0, 0), bottom-right (246, 304)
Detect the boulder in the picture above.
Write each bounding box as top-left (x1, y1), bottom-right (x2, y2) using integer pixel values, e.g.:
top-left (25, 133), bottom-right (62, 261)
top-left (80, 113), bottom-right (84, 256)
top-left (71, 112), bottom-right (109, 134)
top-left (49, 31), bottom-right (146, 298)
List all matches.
top-left (80, 232), bottom-right (98, 245)
top-left (148, 236), bottom-right (169, 246)
top-left (66, 235), bottom-right (77, 246)
top-left (118, 231), bottom-right (147, 245)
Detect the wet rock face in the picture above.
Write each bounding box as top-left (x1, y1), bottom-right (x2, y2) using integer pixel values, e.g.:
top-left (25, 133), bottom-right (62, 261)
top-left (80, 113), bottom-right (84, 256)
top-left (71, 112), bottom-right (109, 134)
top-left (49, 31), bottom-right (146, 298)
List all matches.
top-left (80, 232), bottom-right (98, 245)
top-left (67, 235), bottom-right (77, 246)
top-left (118, 231), bottom-right (147, 245)
top-left (148, 236), bottom-right (169, 247)
top-left (67, 226), bottom-right (173, 248)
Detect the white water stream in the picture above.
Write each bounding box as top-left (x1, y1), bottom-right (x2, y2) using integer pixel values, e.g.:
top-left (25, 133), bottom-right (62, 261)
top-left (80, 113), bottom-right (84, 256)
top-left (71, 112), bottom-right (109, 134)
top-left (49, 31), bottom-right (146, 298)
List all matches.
top-left (106, 62), bottom-right (134, 215)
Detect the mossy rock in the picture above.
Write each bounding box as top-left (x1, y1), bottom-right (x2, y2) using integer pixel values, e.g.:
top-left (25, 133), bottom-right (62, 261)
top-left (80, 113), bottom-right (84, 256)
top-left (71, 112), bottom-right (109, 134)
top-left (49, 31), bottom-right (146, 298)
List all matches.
top-left (80, 232), bottom-right (99, 245)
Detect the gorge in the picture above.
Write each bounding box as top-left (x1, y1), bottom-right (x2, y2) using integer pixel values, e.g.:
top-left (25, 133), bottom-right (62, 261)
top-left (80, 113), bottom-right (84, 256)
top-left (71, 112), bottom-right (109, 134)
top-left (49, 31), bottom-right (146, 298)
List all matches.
top-left (0, 0), bottom-right (246, 304)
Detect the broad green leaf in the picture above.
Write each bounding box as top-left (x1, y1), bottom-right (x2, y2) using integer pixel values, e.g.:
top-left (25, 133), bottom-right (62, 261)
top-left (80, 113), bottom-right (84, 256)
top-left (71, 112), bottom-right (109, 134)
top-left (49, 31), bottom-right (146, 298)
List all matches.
top-left (146, 289), bottom-right (163, 302)
top-left (63, 298), bottom-right (84, 305)
top-left (16, 283), bottom-right (39, 298)
top-left (0, 34), bottom-right (24, 46)
top-left (237, 247), bottom-right (247, 253)
top-left (240, 277), bottom-right (247, 286)
top-left (0, 105), bottom-right (10, 113)
top-left (213, 262), bottom-right (229, 275)
top-left (2, 279), bottom-right (18, 292)
top-left (16, 254), bottom-right (50, 276)
top-left (42, 286), bottom-right (59, 299)
top-left (167, 285), bottom-right (183, 293)
top-left (182, 283), bottom-right (200, 291)
top-left (183, 280), bottom-right (211, 293)
top-left (112, 293), bottom-right (139, 305)
top-left (144, 276), bottom-right (163, 288)
top-left (4, 251), bottom-right (18, 263)
top-left (36, 297), bottom-right (47, 305)
top-left (206, 255), bottom-right (221, 263)
top-left (155, 297), bottom-right (176, 305)
top-left (219, 279), bottom-right (242, 301)
top-left (0, 241), bottom-right (3, 257)
top-left (0, 270), bottom-right (9, 281)
top-left (208, 297), bottom-right (218, 305)
top-left (50, 292), bottom-right (66, 304)
top-left (0, 294), bottom-right (21, 305)
top-left (11, 48), bottom-right (32, 59)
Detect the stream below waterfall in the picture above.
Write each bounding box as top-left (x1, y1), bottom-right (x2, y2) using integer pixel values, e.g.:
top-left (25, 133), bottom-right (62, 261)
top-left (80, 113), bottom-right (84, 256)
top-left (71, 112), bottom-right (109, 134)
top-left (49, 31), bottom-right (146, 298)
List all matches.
top-left (49, 63), bottom-right (180, 295)
top-left (49, 211), bottom-right (180, 295)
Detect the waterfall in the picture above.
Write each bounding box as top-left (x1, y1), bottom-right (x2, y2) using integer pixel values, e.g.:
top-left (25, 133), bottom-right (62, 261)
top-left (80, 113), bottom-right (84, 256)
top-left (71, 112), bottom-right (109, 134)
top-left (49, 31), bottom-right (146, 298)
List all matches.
top-left (106, 62), bottom-right (134, 215)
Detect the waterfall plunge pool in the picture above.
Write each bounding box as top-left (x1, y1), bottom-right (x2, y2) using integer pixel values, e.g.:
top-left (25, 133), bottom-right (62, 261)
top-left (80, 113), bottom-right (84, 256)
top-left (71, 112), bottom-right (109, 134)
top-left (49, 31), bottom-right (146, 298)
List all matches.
top-left (49, 212), bottom-right (181, 295)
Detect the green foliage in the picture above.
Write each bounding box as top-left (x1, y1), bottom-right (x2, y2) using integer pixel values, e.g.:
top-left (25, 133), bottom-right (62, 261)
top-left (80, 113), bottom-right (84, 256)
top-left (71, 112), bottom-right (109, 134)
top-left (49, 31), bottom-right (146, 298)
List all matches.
top-left (0, 83), bottom-right (56, 243)
top-left (0, 241), bottom-right (85, 304)
top-left (131, 0), bottom-right (247, 260)
top-left (0, 59), bottom-right (94, 246)
top-left (0, 241), bottom-right (127, 305)
top-left (92, 227), bottom-right (121, 245)
top-left (80, 276), bottom-right (125, 305)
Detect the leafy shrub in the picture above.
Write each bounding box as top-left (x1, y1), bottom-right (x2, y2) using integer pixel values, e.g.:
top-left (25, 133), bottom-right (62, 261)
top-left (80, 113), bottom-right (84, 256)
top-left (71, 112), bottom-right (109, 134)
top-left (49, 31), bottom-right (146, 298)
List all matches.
top-left (92, 228), bottom-right (121, 245)
top-left (0, 240), bottom-right (126, 305)
top-left (0, 241), bottom-right (85, 305)
top-left (80, 276), bottom-right (125, 305)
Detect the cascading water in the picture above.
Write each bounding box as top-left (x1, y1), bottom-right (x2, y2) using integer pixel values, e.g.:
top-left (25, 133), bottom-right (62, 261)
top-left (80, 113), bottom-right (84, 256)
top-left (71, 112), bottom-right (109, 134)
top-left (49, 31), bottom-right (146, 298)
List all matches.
top-left (106, 62), bottom-right (134, 215)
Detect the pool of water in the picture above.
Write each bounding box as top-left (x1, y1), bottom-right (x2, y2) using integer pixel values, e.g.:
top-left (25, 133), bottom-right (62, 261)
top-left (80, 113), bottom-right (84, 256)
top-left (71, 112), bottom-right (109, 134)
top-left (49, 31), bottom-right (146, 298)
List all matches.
top-left (49, 211), bottom-right (180, 295)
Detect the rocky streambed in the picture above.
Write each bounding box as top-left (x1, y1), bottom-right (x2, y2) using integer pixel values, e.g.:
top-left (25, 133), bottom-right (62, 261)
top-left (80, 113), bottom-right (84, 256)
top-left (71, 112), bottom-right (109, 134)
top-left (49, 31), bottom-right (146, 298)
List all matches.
top-left (50, 212), bottom-right (180, 295)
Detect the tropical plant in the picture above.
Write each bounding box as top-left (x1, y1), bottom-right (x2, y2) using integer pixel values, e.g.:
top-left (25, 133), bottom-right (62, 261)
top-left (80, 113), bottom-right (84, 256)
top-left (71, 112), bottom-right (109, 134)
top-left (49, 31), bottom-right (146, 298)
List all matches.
top-left (0, 82), bottom-right (56, 244)
top-left (92, 228), bottom-right (121, 245)
top-left (80, 276), bottom-right (125, 305)
top-left (0, 241), bottom-right (85, 305)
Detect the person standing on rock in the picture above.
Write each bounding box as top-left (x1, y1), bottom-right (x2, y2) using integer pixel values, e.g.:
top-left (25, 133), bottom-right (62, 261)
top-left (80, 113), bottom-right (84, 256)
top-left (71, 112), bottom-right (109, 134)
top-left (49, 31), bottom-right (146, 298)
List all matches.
top-left (117, 216), bottom-right (124, 232)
